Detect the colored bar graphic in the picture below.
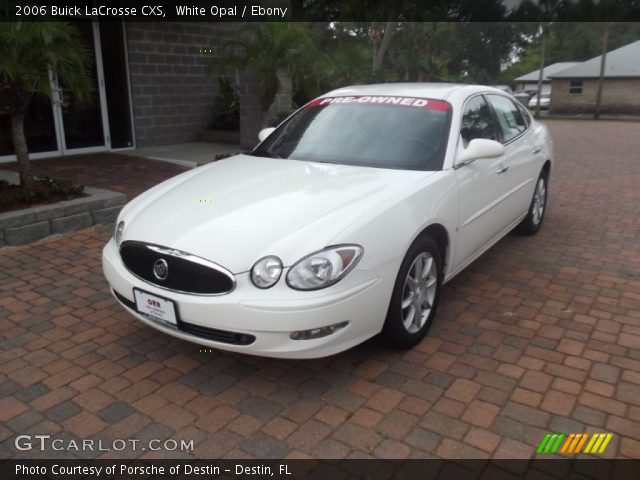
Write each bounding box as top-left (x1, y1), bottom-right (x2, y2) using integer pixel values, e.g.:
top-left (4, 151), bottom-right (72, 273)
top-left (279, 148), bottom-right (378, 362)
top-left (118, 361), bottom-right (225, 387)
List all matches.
top-left (536, 433), bottom-right (567, 454)
top-left (584, 433), bottom-right (599, 453)
top-left (574, 433), bottom-right (588, 453)
top-left (598, 433), bottom-right (613, 453)
top-left (568, 433), bottom-right (583, 453)
top-left (538, 432), bottom-right (613, 455)
top-left (536, 433), bottom-right (552, 454)
top-left (588, 433), bottom-right (605, 453)
top-left (545, 434), bottom-right (558, 453)
top-left (560, 433), bottom-right (575, 453)
top-left (584, 433), bottom-right (614, 454)
top-left (550, 433), bottom-right (565, 453)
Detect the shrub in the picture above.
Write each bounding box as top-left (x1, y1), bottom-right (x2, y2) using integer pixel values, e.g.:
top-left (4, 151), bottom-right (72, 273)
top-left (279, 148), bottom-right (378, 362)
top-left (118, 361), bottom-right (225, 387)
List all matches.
top-left (209, 77), bottom-right (239, 131)
top-left (0, 176), bottom-right (85, 212)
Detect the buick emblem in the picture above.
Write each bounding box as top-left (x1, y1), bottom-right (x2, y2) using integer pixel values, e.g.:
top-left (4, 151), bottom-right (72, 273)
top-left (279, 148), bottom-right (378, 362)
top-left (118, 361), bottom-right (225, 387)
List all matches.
top-left (153, 259), bottom-right (169, 280)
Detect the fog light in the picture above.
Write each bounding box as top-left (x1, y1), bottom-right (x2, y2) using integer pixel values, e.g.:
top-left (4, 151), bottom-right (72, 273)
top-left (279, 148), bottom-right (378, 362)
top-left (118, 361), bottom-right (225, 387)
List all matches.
top-left (290, 321), bottom-right (349, 340)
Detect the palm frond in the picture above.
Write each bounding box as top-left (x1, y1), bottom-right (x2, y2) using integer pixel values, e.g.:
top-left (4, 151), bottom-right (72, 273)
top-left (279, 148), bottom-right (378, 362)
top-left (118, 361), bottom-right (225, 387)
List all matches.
top-left (0, 22), bottom-right (92, 112)
top-left (209, 23), bottom-right (323, 111)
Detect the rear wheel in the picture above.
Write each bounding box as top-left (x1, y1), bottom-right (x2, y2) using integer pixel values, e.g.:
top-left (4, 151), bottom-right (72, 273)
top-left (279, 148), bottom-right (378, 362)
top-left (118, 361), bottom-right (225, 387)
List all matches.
top-left (381, 235), bottom-right (442, 349)
top-left (516, 170), bottom-right (548, 235)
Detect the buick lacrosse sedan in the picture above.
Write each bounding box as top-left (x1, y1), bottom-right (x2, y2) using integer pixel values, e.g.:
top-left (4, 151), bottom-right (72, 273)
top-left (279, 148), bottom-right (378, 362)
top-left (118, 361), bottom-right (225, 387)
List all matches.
top-left (102, 83), bottom-right (552, 358)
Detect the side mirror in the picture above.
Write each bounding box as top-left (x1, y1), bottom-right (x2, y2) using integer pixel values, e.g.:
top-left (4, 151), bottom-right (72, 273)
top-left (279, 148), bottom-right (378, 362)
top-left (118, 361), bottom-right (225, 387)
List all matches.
top-left (456, 138), bottom-right (504, 167)
top-left (258, 127), bottom-right (276, 142)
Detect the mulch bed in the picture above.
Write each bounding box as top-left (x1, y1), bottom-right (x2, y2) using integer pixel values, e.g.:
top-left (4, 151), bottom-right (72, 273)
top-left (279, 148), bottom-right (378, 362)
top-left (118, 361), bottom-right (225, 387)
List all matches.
top-left (1, 153), bottom-right (189, 201)
top-left (0, 176), bottom-right (85, 214)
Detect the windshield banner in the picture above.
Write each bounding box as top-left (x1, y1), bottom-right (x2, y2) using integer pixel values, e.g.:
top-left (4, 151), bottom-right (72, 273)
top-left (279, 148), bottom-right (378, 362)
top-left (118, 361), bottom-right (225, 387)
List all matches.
top-left (307, 96), bottom-right (450, 111)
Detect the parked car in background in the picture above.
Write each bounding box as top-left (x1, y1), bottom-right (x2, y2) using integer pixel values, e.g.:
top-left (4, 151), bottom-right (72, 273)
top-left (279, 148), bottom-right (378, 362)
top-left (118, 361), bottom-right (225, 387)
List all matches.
top-left (103, 84), bottom-right (553, 358)
top-left (514, 92), bottom-right (531, 106)
top-left (529, 93), bottom-right (551, 110)
top-left (492, 85), bottom-right (514, 95)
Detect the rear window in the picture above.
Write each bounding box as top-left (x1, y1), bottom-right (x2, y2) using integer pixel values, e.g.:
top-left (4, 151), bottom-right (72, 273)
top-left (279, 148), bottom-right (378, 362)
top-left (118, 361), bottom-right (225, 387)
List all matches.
top-left (487, 94), bottom-right (528, 143)
top-left (251, 96), bottom-right (452, 171)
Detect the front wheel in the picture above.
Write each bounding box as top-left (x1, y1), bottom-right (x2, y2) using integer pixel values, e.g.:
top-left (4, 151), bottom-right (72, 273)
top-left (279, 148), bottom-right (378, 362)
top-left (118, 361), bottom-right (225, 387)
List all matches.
top-left (516, 170), bottom-right (548, 235)
top-left (381, 235), bottom-right (442, 349)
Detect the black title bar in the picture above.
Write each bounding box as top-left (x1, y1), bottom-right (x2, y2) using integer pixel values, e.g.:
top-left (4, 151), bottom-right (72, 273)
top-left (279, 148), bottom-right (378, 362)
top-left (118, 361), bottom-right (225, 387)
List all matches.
top-left (2, 0), bottom-right (640, 22)
top-left (2, 459), bottom-right (640, 480)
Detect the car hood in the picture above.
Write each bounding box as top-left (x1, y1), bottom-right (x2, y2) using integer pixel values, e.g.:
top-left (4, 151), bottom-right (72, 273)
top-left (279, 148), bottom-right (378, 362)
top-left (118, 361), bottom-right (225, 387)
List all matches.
top-left (121, 154), bottom-right (430, 272)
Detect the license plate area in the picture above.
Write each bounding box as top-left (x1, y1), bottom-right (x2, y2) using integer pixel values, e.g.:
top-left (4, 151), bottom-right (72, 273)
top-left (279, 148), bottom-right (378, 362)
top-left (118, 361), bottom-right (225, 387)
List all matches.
top-left (133, 288), bottom-right (178, 328)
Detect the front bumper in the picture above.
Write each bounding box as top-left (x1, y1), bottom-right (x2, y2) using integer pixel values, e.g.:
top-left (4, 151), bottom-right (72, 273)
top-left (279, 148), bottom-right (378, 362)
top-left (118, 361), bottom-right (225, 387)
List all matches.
top-left (102, 239), bottom-right (391, 359)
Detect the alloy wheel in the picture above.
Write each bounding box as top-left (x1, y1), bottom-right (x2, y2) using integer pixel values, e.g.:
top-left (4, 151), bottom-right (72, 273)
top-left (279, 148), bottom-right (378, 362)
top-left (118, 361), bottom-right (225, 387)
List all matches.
top-left (401, 252), bottom-right (438, 333)
top-left (531, 177), bottom-right (546, 225)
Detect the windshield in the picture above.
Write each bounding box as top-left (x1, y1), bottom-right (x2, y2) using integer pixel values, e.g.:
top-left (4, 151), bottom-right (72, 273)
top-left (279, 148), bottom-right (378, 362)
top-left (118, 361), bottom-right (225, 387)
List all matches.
top-left (250, 96), bottom-right (452, 171)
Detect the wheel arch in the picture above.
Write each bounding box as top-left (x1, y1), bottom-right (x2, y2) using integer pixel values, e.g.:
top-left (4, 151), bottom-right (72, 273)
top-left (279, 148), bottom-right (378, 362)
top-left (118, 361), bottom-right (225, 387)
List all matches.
top-left (415, 223), bottom-right (450, 275)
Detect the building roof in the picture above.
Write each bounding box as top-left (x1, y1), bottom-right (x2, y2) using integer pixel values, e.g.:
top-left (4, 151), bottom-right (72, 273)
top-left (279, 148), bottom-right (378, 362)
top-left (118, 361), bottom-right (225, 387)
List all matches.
top-left (515, 62), bottom-right (580, 82)
top-left (549, 40), bottom-right (640, 79)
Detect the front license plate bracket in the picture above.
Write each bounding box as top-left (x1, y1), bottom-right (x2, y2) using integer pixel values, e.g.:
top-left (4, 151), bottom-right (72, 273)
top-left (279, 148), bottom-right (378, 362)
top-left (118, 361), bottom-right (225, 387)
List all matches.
top-left (133, 288), bottom-right (179, 329)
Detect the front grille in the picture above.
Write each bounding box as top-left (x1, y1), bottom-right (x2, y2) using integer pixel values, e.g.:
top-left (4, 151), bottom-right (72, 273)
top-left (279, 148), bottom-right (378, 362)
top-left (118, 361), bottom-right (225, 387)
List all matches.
top-left (119, 241), bottom-right (235, 295)
top-left (113, 289), bottom-right (256, 346)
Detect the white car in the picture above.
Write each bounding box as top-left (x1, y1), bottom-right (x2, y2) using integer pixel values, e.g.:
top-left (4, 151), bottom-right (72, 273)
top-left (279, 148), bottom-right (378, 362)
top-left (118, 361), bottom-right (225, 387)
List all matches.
top-left (103, 84), bottom-right (552, 359)
top-left (528, 93), bottom-right (551, 110)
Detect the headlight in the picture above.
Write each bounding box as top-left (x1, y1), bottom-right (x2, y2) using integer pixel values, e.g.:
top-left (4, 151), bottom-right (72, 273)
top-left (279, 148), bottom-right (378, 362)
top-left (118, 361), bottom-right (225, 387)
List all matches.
top-left (115, 221), bottom-right (125, 247)
top-left (251, 256), bottom-right (283, 289)
top-left (286, 245), bottom-right (363, 291)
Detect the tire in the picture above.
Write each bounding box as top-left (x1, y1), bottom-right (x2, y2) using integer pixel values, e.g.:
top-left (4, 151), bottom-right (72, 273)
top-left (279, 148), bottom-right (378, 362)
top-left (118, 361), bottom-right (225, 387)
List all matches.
top-left (516, 169), bottom-right (548, 235)
top-left (381, 235), bottom-right (443, 349)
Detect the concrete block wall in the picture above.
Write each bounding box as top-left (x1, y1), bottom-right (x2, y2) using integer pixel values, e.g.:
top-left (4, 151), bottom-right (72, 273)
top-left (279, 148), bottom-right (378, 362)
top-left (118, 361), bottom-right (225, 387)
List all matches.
top-left (126, 22), bottom-right (235, 147)
top-left (126, 23), bottom-right (292, 149)
top-left (550, 78), bottom-right (640, 114)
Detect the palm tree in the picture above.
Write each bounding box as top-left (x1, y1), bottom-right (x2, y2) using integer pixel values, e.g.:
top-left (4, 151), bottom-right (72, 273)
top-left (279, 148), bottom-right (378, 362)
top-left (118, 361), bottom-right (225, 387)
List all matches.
top-left (388, 23), bottom-right (460, 82)
top-left (0, 22), bottom-right (91, 192)
top-left (214, 23), bottom-right (318, 128)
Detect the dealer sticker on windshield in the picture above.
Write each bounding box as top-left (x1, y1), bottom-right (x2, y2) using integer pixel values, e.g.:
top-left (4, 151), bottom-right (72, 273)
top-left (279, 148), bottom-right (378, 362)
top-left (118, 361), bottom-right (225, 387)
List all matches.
top-left (307, 96), bottom-right (450, 110)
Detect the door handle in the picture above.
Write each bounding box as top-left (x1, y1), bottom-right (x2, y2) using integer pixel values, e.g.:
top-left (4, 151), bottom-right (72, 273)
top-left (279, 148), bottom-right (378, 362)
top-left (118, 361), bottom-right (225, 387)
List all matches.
top-left (497, 165), bottom-right (509, 174)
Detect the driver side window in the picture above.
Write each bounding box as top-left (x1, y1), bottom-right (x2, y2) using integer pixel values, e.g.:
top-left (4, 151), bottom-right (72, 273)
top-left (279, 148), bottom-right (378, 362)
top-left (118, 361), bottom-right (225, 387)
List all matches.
top-left (461, 96), bottom-right (500, 147)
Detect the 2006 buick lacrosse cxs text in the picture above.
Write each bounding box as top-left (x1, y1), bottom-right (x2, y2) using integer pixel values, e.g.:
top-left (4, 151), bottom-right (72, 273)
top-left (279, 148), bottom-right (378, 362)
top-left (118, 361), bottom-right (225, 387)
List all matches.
top-left (103, 83), bottom-right (553, 359)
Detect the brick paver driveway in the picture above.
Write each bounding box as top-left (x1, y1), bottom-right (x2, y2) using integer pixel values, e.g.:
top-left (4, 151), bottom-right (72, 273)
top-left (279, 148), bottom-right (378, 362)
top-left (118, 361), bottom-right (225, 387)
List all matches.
top-left (1, 121), bottom-right (639, 460)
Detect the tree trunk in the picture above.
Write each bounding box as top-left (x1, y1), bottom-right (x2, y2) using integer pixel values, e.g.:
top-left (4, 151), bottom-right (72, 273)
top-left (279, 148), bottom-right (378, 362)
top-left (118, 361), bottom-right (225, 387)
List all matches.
top-left (594, 22), bottom-right (611, 120)
top-left (10, 112), bottom-right (33, 191)
top-left (370, 22), bottom-right (381, 74)
top-left (372, 0), bottom-right (402, 75)
top-left (372, 20), bottom-right (396, 74)
top-left (535, 24), bottom-right (547, 119)
top-left (260, 108), bottom-right (269, 129)
top-left (260, 73), bottom-right (279, 129)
